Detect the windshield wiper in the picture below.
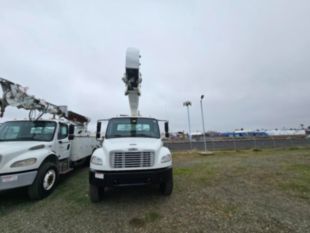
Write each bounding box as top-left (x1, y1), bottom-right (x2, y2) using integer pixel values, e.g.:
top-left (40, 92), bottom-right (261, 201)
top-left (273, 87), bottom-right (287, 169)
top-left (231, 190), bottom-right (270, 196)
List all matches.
top-left (111, 134), bottom-right (126, 138)
top-left (134, 134), bottom-right (154, 138)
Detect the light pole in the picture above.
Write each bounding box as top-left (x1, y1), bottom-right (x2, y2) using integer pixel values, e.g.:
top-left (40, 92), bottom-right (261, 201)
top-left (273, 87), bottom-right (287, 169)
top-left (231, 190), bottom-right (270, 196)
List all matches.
top-left (200, 95), bottom-right (208, 152)
top-left (183, 101), bottom-right (192, 149)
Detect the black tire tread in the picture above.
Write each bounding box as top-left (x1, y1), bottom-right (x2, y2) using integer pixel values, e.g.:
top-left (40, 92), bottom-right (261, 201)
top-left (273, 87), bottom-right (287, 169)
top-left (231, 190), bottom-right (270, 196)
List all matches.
top-left (27, 162), bottom-right (58, 200)
top-left (160, 176), bottom-right (173, 196)
top-left (89, 184), bottom-right (102, 203)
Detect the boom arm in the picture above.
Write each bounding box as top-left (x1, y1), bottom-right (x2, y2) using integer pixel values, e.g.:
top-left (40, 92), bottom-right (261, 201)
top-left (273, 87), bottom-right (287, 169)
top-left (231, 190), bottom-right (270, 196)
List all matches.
top-left (122, 48), bottom-right (142, 116)
top-left (0, 78), bottom-right (89, 124)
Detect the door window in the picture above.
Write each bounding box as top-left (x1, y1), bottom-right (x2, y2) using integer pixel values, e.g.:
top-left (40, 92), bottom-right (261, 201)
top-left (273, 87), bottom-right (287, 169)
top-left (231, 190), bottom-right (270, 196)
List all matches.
top-left (58, 123), bottom-right (68, 140)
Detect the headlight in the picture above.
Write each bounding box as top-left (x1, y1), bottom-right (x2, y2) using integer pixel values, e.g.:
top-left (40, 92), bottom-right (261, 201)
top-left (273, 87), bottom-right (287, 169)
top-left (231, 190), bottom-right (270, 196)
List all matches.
top-left (91, 156), bottom-right (103, 166)
top-left (11, 158), bottom-right (37, 168)
top-left (161, 154), bottom-right (172, 163)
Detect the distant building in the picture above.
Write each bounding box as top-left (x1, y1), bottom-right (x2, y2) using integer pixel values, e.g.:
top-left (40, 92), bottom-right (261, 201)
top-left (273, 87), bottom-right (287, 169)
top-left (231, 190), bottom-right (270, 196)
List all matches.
top-left (264, 129), bottom-right (306, 136)
top-left (220, 129), bottom-right (306, 137)
top-left (221, 130), bottom-right (268, 138)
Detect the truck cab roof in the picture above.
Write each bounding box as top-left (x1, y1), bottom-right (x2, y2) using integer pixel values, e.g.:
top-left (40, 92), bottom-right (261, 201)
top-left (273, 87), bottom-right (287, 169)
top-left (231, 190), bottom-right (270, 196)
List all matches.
top-left (98, 116), bottom-right (161, 122)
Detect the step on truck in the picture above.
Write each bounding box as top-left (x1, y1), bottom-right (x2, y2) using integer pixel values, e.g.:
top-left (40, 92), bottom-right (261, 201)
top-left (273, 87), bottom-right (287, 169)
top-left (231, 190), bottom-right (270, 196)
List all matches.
top-left (0, 78), bottom-right (99, 200)
top-left (89, 48), bottom-right (173, 202)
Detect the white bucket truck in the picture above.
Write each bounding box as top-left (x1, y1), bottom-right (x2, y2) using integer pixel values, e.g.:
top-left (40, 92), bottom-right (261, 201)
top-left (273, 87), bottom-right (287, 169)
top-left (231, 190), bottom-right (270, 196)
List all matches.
top-left (0, 78), bottom-right (99, 200)
top-left (89, 48), bottom-right (173, 202)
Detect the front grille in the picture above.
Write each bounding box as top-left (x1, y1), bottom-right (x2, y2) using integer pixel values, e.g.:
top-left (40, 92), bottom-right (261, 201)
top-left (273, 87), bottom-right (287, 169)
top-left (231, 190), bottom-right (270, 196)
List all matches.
top-left (111, 151), bottom-right (154, 168)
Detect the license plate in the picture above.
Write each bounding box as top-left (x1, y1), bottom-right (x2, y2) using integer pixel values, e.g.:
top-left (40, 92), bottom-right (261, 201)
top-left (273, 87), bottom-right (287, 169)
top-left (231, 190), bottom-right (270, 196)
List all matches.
top-left (95, 173), bottom-right (104, 179)
top-left (2, 175), bottom-right (18, 183)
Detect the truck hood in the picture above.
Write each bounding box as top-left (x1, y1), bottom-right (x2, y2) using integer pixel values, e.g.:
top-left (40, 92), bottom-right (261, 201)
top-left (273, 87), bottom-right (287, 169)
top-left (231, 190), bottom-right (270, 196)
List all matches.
top-left (103, 137), bottom-right (162, 152)
top-left (0, 141), bottom-right (50, 169)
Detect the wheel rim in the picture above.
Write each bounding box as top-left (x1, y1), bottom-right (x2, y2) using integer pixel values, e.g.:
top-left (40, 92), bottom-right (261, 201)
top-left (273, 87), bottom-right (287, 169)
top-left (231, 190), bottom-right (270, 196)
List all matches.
top-left (43, 169), bottom-right (56, 191)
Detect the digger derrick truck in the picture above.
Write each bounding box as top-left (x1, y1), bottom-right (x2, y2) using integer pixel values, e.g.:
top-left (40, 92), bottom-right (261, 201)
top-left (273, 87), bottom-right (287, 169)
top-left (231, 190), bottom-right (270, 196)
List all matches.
top-left (0, 78), bottom-right (99, 200)
top-left (89, 48), bottom-right (173, 202)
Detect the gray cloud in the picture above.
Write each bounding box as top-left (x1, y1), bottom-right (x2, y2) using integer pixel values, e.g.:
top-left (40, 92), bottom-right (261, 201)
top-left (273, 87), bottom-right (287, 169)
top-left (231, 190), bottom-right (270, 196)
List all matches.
top-left (1, 0), bottom-right (310, 132)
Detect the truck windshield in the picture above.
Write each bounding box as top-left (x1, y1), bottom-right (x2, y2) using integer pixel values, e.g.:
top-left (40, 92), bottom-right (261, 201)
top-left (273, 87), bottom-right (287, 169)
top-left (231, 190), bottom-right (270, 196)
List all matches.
top-left (0, 121), bottom-right (57, 142)
top-left (106, 118), bottom-right (160, 139)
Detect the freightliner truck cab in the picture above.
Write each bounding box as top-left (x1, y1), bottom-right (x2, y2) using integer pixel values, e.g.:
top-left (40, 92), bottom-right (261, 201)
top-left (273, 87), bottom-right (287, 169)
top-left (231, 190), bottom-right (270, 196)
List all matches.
top-left (89, 117), bottom-right (172, 202)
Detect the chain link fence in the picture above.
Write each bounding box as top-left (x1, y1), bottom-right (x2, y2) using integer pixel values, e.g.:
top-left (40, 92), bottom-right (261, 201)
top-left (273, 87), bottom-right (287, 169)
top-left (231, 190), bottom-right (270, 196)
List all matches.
top-left (165, 137), bottom-right (310, 151)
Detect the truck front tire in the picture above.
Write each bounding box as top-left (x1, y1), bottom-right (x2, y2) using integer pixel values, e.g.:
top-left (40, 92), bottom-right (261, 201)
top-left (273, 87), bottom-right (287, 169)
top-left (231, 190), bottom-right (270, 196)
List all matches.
top-left (28, 162), bottom-right (58, 200)
top-left (89, 184), bottom-right (103, 203)
top-left (160, 176), bottom-right (173, 196)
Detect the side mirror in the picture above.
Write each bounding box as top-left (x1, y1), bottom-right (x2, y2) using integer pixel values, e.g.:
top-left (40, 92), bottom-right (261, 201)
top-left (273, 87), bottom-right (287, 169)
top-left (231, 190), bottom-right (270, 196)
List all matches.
top-left (164, 121), bottom-right (170, 138)
top-left (68, 124), bottom-right (75, 140)
top-left (96, 122), bottom-right (102, 139)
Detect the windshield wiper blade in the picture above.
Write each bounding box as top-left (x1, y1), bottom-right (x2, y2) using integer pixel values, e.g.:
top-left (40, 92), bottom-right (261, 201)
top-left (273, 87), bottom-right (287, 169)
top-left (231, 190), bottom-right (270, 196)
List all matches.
top-left (112, 134), bottom-right (125, 138)
top-left (135, 134), bottom-right (153, 138)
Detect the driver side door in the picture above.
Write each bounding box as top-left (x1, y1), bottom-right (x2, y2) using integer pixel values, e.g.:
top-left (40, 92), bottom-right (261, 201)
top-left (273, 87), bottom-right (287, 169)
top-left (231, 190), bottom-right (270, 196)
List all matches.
top-left (55, 123), bottom-right (71, 160)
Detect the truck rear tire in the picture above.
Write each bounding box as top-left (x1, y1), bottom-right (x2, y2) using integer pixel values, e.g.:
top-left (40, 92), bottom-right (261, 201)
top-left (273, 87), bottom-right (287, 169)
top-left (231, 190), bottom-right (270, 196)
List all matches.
top-left (89, 184), bottom-right (103, 203)
top-left (160, 176), bottom-right (173, 196)
top-left (28, 162), bottom-right (58, 200)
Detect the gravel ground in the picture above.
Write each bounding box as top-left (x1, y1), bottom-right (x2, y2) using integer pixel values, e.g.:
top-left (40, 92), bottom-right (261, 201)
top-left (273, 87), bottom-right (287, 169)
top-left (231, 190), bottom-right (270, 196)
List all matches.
top-left (0, 148), bottom-right (309, 233)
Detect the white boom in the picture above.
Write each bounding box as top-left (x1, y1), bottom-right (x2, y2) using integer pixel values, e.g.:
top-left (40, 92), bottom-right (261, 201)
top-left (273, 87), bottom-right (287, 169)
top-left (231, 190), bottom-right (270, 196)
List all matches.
top-left (0, 78), bottom-right (89, 124)
top-left (122, 48), bottom-right (142, 116)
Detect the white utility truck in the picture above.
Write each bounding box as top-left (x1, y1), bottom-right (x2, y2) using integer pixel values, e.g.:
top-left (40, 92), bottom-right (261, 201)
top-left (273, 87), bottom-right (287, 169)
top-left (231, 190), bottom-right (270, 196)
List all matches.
top-left (0, 78), bottom-right (99, 200)
top-left (89, 48), bottom-right (173, 202)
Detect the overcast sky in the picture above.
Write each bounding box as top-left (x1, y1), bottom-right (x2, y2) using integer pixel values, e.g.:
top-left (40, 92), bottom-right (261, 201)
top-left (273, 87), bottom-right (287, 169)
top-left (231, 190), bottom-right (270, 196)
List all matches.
top-left (0, 0), bottom-right (309, 132)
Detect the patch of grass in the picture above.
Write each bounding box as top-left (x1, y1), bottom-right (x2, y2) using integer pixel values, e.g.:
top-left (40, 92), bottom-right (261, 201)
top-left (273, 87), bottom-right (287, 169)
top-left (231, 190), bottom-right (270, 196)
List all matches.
top-left (145, 211), bottom-right (162, 222)
top-left (129, 217), bottom-right (145, 227)
top-left (2, 148), bottom-right (310, 233)
top-left (252, 148), bottom-right (262, 152)
top-left (288, 147), bottom-right (301, 150)
top-left (235, 149), bottom-right (243, 153)
top-left (281, 182), bottom-right (309, 194)
top-left (129, 211), bottom-right (161, 228)
top-left (194, 165), bottom-right (216, 185)
top-left (223, 204), bottom-right (238, 217)
top-left (174, 167), bottom-right (193, 176)
top-left (213, 201), bottom-right (238, 219)
top-left (214, 150), bottom-right (238, 155)
top-left (279, 164), bottom-right (310, 200)
top-left (173, 157), bottom-right (218, 189)
top-left (291, 164), bottom-right (310, 174)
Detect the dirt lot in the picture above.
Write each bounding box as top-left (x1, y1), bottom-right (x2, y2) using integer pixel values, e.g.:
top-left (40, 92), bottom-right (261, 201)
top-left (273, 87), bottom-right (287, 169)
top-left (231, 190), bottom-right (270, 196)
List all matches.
top-left (0, 148), bottom-right (309, 233)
